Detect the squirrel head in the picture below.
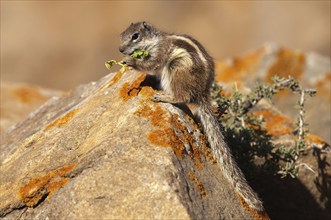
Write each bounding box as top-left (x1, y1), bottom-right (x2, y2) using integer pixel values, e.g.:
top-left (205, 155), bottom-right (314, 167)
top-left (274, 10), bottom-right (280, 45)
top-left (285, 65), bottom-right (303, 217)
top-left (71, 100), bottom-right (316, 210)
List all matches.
top-left (119, 21), bottom-right (159, 56)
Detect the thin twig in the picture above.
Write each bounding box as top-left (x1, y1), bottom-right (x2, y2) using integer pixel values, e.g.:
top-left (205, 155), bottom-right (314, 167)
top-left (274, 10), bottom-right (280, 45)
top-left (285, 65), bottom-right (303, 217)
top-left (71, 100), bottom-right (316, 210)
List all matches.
top-left (295, 163), bottom-right (316, 174)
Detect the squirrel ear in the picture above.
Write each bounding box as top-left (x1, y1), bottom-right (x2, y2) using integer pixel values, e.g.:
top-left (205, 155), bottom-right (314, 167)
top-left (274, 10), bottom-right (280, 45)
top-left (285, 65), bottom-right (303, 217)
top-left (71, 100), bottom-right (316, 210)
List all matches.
top-left (142, 21), bottom-right (151, 30)
top-left (141, 22), bottom-right (156, 35)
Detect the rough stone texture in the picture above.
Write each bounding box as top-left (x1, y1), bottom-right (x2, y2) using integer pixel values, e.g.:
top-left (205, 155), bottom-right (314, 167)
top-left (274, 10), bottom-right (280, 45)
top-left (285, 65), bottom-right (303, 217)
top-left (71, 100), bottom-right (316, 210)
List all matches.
top-left (216, 43), bottom-right (331, 144)
top-left (0, 83), bottom-right (62, 133)
top-left (0, 71), bottom-right (262, 219)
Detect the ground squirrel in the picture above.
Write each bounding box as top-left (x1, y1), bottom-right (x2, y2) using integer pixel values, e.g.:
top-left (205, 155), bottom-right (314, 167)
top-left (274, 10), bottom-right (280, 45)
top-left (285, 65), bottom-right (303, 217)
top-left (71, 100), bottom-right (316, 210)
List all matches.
top-left (119, 22), bottom-right (264, 212)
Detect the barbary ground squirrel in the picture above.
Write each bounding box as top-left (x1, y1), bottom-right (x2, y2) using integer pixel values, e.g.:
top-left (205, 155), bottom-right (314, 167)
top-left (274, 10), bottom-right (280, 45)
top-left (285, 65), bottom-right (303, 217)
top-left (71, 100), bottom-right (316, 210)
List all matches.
top-left (119, 22), bottom-right (264, 212)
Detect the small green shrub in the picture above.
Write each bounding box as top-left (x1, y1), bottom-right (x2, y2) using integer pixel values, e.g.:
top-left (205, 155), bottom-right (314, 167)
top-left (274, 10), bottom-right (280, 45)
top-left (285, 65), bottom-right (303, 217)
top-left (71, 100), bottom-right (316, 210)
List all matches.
top-left (211, 76), bottom-right (316, 178)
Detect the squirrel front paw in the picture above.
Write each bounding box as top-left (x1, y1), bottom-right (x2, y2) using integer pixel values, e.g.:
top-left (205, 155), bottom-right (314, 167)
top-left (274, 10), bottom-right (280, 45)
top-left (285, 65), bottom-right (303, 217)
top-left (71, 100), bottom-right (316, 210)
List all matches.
top-left (123, 56), bottom-right (136, 67)
top-left (151, 93), bottom-right (176, 103)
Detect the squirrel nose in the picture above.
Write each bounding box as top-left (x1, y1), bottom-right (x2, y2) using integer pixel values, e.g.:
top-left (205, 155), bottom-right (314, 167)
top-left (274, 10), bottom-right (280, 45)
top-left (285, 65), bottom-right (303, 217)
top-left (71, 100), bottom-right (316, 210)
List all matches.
top-left (119, 47), bottom-right (124, 53)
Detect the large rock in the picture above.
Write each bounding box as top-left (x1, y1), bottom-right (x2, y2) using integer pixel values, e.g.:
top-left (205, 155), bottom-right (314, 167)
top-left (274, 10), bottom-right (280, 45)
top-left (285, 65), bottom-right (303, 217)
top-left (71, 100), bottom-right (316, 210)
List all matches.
top-left (0, 71), bottom-right (265, 219)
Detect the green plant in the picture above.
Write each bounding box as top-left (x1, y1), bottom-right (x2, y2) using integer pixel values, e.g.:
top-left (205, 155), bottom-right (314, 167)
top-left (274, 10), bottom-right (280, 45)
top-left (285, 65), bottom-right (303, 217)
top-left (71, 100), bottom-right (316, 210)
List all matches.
top-left (211, 76), bottom-right (316, 178)
top-left (105, 49), bottom-right (149, 72)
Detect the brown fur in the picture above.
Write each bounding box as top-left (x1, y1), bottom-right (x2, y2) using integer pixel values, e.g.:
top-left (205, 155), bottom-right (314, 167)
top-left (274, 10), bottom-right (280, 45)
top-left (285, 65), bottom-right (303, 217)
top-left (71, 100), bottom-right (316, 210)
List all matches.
top-left (119, 22), bottom-right (265, 212)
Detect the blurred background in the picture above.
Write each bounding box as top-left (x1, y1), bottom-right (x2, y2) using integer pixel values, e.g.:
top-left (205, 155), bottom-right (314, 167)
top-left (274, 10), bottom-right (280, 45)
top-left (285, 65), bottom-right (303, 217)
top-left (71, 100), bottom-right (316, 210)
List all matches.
top-left (1, 1), bottom-right (330, 90)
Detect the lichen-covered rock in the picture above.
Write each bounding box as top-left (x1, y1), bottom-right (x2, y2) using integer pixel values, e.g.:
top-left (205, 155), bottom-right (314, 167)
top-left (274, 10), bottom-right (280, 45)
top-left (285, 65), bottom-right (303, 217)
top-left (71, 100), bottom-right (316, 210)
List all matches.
top-left (215, 44), bottom-right (331, 220)
top-left (215, 43), bottom-right (331, 144)
top-left (0, 71), bottom-right (263, 219)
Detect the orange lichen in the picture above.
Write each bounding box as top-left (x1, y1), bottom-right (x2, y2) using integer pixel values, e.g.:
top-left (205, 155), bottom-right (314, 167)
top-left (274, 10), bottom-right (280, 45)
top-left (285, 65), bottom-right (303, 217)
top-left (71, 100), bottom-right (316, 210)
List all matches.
top-left (251, 110), bottom-right (327, 148)
top-left (215, 49), bottom-right (262, 83)
top-left (250, 110), bottom-right (294, 136)
top-left (237, 195), bottom-right (270, 220)
top-left (148, 128), bottom-right (186, 158)
top-left (139, 86), bottom-right (156, 99)
top-left (108, 71), bottom-right (124, 86)
top-left (99, 71), bottom-right (124, 91)
top-left (18, 163), bottom-right (76, 207)
top-left (188, 172), bottom-right (206, 198)
top-left (136, 100), bottom-right (208, 165)
top-left (135, 99), bottom-right (208, 164)
top-left (45, 109), bottom-right (79, 130)
top-left (131, 75), bottom-right (210, 167)
top-left (118, 73), bottom-right (146, 101)
top-left (204, 148), bottom-right (217, 164)
top-left (134, 102), bottom-right (169, 128)
top-left (12, 86), bottom-right (47, 103)
top-left (135, 101), bottom-right (186, 158)
top-left (266, 48), bottom-right (305, 83)
top-left (148, 128), bottom-right (174, 147)
top-left (306, 133), bottom-right (328, 146)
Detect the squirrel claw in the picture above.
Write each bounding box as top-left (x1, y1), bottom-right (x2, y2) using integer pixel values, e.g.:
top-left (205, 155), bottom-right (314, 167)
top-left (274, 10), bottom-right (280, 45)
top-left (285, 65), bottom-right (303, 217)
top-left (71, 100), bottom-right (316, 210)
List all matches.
top-left (151, 94), bottom-right (162, 102)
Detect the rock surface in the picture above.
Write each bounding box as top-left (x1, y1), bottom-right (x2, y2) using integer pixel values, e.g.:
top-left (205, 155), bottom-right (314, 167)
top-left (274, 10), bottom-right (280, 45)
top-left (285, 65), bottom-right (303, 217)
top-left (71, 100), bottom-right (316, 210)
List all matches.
top-left (0, 71), bottom-right (264, 219)
top-left (0, 83), bottom-right (62, 133)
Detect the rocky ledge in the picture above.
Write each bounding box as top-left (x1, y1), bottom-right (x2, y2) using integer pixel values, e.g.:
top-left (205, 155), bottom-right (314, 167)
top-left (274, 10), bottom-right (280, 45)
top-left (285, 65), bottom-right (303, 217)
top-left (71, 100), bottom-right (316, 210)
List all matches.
top-left (1, 44), bottom-right (330, 220)
top-left (1, 70), bottom-right (269, 219)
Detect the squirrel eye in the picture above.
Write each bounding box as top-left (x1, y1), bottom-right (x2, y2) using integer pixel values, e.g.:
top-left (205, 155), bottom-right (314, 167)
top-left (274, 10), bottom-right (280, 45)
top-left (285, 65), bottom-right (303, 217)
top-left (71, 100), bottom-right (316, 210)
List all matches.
top-left (131, 33), bottom-right (139, 41)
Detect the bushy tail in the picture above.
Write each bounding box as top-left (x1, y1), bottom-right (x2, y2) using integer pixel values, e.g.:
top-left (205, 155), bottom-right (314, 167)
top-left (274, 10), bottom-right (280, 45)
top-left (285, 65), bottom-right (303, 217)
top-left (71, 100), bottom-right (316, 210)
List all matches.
top-left (198, 101), bottom-right (264, 212)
